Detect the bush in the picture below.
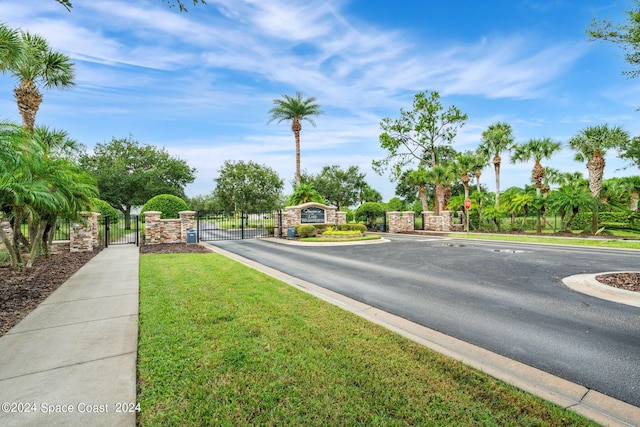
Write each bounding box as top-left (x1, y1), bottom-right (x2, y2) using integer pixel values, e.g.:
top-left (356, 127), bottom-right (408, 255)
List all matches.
top-left (314, 224), bottom-right (331, 233)
top-left (295, 224), bottom-right (316, 238)
top-left (92, 198), bottom-right (120, 224)
top-left (568, 211), bottom-right (637, 231)
top-left (350, 223), bottom-right (367, 233)
top-left (141, 194), bottom-right (189, 219)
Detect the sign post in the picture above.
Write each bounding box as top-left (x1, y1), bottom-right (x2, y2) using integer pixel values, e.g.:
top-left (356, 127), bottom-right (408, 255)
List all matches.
top-left (464, 198), bottom-right (471, 233)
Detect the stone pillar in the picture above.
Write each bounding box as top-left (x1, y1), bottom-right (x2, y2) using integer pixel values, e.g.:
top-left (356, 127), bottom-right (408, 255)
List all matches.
top-left (90, 213), bottom-right (100, 248)
top-left (387, 211), bottom-right (414, 233)
top-left (70, 212), bottom-right (97, 252)
top-left (144, 211), bottom-right (162, 245)
top-left (179, 211), bottom-right (196, 243)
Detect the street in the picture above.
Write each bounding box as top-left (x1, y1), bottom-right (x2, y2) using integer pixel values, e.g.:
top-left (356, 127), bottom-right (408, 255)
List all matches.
top-left (208, 235), bottom-right (640, 407)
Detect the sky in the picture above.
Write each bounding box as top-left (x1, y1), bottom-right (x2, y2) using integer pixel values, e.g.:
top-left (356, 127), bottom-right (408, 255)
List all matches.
top-left (1, 0), bottom-right (639, 202)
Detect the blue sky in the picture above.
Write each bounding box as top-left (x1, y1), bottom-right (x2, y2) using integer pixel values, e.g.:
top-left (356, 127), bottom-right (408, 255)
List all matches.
top-left (1, 0), bottom-right (639, 202)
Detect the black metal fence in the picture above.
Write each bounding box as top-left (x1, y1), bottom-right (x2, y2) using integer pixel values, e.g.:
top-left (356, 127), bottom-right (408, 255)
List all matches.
top-left (19, 218), bottom-right (70, 241)
top-left (197, 211), bottom-right (281, 241)
top-left (103, 214), bottom-right (139, 247)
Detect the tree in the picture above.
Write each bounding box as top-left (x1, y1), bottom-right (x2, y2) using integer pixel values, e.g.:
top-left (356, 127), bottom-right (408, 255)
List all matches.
top-left (478, 122), bottom-right (514, 207)
top-left (373, 90), bottom-right (467, 214)
top-left (0, 122), bottom-right (97, 270)
top-left (80, 136), bottom-right (196, 227)
top-left (287, 183), bottom-right (325, 205)
top-left (453, 151), bottom-right (480, 204)
top-left (0, 24), bottom-right (75, 132)
top-left (213, 160), bottom-right (283, 212)
top-left (425, 164), bottom-right (455, 214)
top-left (511, 137), bottom-right (562, 196)
top-left (302, 165), bottom-right (366, 210)
top-left (619, 136), bottom-right (640, 169)
top-left (547, 184), bottom-right (596, 232)
top-left (569, 124), bottom-right (630, 233)
top-left (54, 0), bottom-right (206, 12)
top-left (141, 194), bottom-right (189, 219)
top-left (588, 1), bottom-right (640, 78)
top-left (267, 91), bottom-right (324, 186)
top-left (359, 183), bottom-right (383, 204)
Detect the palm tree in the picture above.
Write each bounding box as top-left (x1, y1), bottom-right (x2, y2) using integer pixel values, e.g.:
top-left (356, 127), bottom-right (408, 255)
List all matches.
top-left (569, 124), bottom-right (630, 233)
top-left (511, 138), bottom-right (562, 196)
top-left (405, 166), bottom-right (430, 212)
top-left (478, 122), bottom-right (514, 207)
top-left (425, 164), bottom-right (455, 215)
top-left (454, 151), bottom-right (480, 203)
top-left (0, 25), bottom-right (75, 132)
top-left (267, 91), bottom-right (324, 186)
top-left (288, 183), bottom-right (325, 205)
top-left (547, 184), bottom-right (596, 232)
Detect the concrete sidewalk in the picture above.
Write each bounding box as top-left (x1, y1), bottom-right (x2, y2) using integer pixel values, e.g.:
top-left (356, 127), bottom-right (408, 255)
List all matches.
top-left (0, 245), bottom-right (139, 427)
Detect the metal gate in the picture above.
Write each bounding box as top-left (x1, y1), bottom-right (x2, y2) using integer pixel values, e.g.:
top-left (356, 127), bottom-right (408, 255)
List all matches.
top-left (197, 211), bottom-right (281, 241)
top-left (103, 214), bottom-right (139, 247)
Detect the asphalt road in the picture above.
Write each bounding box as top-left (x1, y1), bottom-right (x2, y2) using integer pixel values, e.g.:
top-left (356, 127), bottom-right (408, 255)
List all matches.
top-left (207, 235), bottom-right (640, 407)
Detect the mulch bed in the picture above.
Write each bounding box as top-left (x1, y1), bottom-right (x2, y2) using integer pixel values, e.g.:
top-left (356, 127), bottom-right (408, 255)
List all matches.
top-left (0, 250), bottom-right (101, 337)
top-left (1, 243), bottom-right (637, 338)
top-left (595, 273), bottom-right (640, 292)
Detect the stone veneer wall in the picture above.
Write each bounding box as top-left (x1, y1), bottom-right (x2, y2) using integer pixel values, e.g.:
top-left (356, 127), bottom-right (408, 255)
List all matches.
top-left (70, 212), bottom-right (100, 252)
top-left (423, 211), bottom-right (454, 232)
top-left (279, 203), bottom-right (346, 229)
top-left (387, 211), bottom-right (414, 233)
top-left (144, 210), bottom-right (196, 244)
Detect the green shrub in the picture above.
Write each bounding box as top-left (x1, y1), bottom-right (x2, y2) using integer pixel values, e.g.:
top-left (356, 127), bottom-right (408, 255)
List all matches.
top-left (295, 224), bottom-right (317, 238)
top-left (568, 211), bottom-right (637, 231)
top-left (314, 224), bottom-right (331, 233)
top-left (338, 224), bottom-right (351, 231)
top-left (141, 194), bottom-right (189, 219)
top-left (349, 223), bottom-right (367, 233)
top-left (92, 198), bottom-right (120, 224)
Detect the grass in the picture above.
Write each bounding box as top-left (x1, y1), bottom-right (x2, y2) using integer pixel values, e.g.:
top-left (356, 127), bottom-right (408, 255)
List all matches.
top-left (138, 253), bottom-right (596, 426)
top-left (301, 234), bottom-right (381, 243)
top-left (450, 232), bottom-right (640, 249)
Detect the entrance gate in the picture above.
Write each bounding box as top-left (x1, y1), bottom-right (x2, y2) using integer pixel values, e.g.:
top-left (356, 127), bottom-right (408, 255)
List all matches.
top-left (197, 211), bottom-right (281, 241)
top-left (103, 214), bottom-right (139, 247)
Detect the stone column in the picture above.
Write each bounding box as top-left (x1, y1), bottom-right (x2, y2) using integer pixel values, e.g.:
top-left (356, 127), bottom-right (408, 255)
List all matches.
top-left (70, 212), bottom-right (97, 252)
top-left (144, 211), bottom-right (162, 245)
top-left (387, 211), bottom-right (414, 233)
top-left (179, 211), bottom-right (196, 243)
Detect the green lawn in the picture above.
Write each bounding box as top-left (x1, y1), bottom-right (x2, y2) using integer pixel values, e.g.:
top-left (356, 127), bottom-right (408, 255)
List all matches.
top-left (138, 253), bottom-right (596, 426)
top-left (449, 232), bottom-right (640, 249)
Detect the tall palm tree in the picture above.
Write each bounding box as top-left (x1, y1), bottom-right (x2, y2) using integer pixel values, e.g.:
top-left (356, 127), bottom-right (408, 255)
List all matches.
top-left (267, 91), bottom-right (323, 186)
top-left (478, 122), bottom-right (514, 207)
top-left (0, 25), bottom-right (75, 132)
top-left (511, 137), bottom-right (562, 196)
top-left (569, 124), bottom-right (630, 233)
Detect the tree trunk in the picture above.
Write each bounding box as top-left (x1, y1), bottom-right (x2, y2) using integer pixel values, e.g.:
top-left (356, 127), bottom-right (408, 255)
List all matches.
top-left (418, 185), bottom-right (429, 212)
top-left (434, 183), bottom-right (443, 216)
top-left (14, 81), bottom-right (42, 133)
top-left (0, 223), bottom-right (19, 270)
top-left (26, 217), bottom-right (48, 269)
top-left (494, 154), bottom-right (501, 207)
top-left (292, 119), bottom-right (302, 186)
